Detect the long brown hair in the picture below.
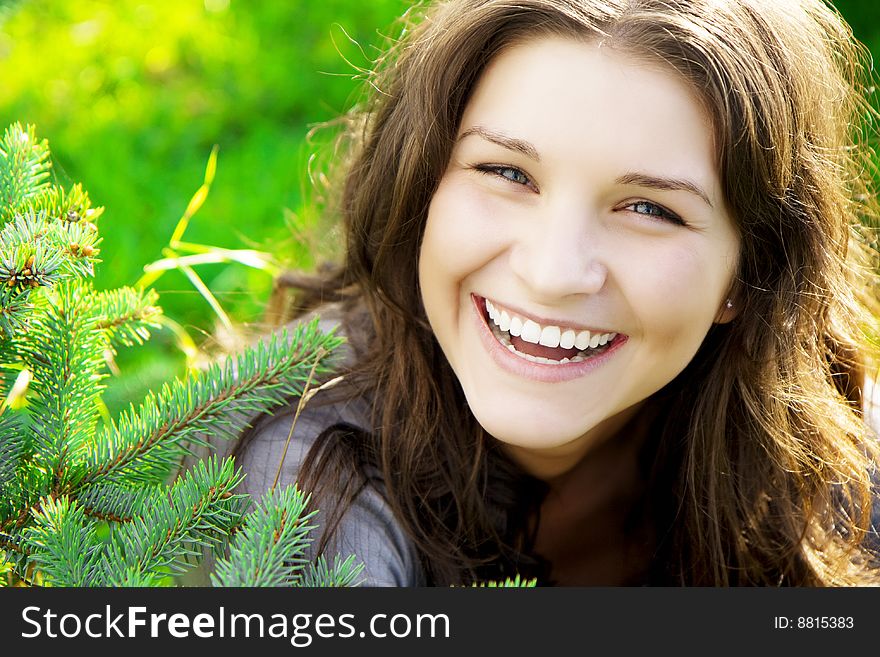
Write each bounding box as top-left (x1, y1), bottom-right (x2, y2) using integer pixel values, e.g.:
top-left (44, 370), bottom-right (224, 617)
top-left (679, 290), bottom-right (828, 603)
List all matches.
top-left (258, 0), bottom-right (880, 585)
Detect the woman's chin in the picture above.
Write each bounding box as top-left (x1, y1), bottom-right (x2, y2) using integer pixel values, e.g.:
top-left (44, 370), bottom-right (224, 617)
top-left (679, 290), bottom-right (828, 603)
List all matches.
top-left (473, 409), bottom-right (594, 454)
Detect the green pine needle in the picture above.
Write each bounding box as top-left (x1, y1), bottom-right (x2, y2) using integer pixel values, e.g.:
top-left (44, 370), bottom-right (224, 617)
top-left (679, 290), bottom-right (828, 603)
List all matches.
top-left (96, 456), bottom-right (246, 586)
top-left (30, 183), bottom-right (104, 227)
top-left (0, 460), bottom-right (50, 529)
top-left (19, 281), bottom-right (107, 481)
top-left (0, 411), bottom-right (27, 491)
top-left (77, 481), bottom-right (163, 524)
top-left (80, 320), bottom-right (343, 486)
top-left (211, 484), bottom-right (319, 587)
top-left (89, 286), bottom-right (162, 349)
top-left (296, 554), bottom-right (365, 587)
top-left (0, 123), bottom-right (364, 589)
top-left (0, 123), bottom-right (52, 223)
top-left (470, 574), bottom-right (538, 587)
top-left (23, 495), bottom-right (104, 587)
top-left (0, 210), bottom-right (102, 337)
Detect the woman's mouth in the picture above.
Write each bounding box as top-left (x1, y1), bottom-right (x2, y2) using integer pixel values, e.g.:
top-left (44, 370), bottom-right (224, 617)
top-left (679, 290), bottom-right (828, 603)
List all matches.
top-left (472, 294), bottom-right (626, 382)
top-left (484, 297), bottom-right (618, 364)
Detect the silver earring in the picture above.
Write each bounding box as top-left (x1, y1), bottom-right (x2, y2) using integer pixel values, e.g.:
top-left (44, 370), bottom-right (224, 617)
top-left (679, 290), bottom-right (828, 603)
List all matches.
top-left (725, 299), bottom-right (733, 309)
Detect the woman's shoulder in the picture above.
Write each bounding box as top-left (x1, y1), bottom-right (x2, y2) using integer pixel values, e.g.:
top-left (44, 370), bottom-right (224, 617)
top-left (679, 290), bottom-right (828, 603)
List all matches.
top-left (235, 397), bottom-right (426, 587)
top-left (233, 394), bottom-right (369, 496)
top-left (184, 305), bottom-right (424, 586)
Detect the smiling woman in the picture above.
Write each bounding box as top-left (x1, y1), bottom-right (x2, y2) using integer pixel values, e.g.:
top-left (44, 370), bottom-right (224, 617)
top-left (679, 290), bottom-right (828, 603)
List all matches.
top-left (216, 0), bottom-right (880, 586)
top-left (420, 39), bottom-right (740, 478)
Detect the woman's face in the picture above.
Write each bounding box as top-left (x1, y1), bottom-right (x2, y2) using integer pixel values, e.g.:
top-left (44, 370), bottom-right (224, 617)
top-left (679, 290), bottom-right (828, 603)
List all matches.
top-left (418, 37), bottom-right (739, 478)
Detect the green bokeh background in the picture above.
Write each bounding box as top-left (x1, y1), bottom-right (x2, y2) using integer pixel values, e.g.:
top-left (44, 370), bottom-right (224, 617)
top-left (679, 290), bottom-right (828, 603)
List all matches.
top-left (0, 0), bottom-right (410, 412)
top-left (0, 0), bottom-right (877, 413)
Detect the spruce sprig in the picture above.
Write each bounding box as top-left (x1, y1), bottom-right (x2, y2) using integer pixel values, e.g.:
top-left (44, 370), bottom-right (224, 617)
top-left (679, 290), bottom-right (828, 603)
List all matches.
top-left (295, 554), bottom-right (365, 587)
top-left (96, 457), bottom-right (247, 586)
top-left (20, 280), bottom-right (107, 487)
top-left (211, 485), bottom-right (319, 587)
top-left (212, 486), bottom-right (366, 587)
top-left (79, 323), bottom-right (342, 487)
top-left (0, 124), bottom-right (52, 223)
top-left (22, 495), bottom-right (103, 587)
top-left (88, 286), bottom-right (161, 348)
top-left (0, 123), bottom-right (362, 587)
top-left (76, 481), bottom-right (163, 524)
top-left (22, 458), bottom-right (248, 587)
top-left (0, 411), bottom-right (27, 490)
top-left (0, 212), bottom-right (67, 337)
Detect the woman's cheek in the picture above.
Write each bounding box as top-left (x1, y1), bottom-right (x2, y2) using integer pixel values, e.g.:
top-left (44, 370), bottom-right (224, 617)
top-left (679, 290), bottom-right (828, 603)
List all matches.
top-left (626, 243), bottom-right (723, 331)
top-left (424, 178), bottom-right (512, 275)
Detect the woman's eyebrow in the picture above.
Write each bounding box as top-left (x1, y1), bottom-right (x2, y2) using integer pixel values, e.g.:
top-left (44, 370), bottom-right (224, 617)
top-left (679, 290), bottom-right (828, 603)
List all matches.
top-left (616, 172), bottom-right (714, 208)
top-left (457, 127), bottom-right (713, 208)
top-left (457, 126), bottom-right (541, 161)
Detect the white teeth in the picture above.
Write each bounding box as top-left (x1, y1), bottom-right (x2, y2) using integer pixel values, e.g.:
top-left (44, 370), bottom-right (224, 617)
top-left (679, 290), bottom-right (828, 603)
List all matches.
top-left (574, 330), bottom-right (591, 350)
top-left (509, 316), bottom-right (523, 337)
top-left (539, 325), bottom-right (561, 348)
top-left (520, 320), bottom-right (542, 344)
top-left (483, 297), bottom-right (619, 359)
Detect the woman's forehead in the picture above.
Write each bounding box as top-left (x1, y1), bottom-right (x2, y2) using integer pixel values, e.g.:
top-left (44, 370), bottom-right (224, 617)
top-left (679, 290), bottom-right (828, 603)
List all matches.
top-left (457, 37), bottom-right (721, 202)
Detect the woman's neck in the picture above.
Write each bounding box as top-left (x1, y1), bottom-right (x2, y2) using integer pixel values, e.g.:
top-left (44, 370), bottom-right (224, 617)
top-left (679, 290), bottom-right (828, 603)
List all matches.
top-left (501, 402), bottom-right (645, 480)
top-left (531, 404), bottom-right (659, 585)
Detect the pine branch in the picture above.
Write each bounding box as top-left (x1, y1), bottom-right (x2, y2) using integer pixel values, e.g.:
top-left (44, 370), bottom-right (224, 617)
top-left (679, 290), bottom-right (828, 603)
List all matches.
top-left (28, 182), bottom-right (104, 227)
top-left (0, 212), bottom-right (101, 338)
top-left (22, 495), bottom-right (104, 587)
top-left (0, 462), bottom-right (51, 529)
top-left (76, 481), bottom-right (161, 524)
top-left (210, 485), bottom-right (317, 587)
top-left (0, 410), bottom-right (27, 491)
top-left (0, 123), bottom-right (51, 222)
top-left (96, 457), bottom-right (246, 586)
top-left (102, 566), bottom-right (166, 587)
top-left (0, 212), bottom-right (67, 283)
top-left (469, 574), bottom-right (538, 587)
top-left (19, 281), bottom-right (108, 487)
top-left (295, 554), bottom-right (365, 587)
top-left (79, 320), bottom-right (343, 486)
top-left (0, 210), bottom-right (100, 281)
top-left (0, 284), bottom-right (34, 338)
top-left (88, 286), bottom-right (161, 349)
top-left (51, 219), bottom-right (101, 279)
top-left (0, 213), bottom-right (65, 335)
top-left (0, 123), bottom-right (365, 589)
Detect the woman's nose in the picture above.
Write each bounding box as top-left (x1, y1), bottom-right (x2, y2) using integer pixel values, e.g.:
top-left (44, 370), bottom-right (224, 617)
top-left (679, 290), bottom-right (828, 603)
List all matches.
top-left (509, 208), bottom-right (608, 300)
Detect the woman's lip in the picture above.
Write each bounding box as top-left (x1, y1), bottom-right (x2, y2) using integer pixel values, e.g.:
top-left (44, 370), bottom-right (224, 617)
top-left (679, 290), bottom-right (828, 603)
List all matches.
top-left (483, 296), bottom-right (616, 335)
top-left (470, 294), bottom-right (626, 383)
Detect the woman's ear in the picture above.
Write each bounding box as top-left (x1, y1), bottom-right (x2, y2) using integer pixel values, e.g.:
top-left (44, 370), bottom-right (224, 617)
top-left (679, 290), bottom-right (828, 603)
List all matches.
top-left (715, 296), bottom-right (738, 324)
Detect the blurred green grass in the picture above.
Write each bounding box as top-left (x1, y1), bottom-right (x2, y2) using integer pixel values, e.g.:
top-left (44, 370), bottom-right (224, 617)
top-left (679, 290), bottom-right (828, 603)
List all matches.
top-left (0, 0), bottom-right (877, 415)
top-left (0, 0), bottom-right (409, 413)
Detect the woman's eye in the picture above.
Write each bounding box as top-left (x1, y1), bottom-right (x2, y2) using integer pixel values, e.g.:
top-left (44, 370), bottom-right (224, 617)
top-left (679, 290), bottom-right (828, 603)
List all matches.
top-left (474, 164), bottom-right (534, 188)
top-left (624, 200), bottom-right (685, 226)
